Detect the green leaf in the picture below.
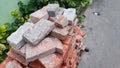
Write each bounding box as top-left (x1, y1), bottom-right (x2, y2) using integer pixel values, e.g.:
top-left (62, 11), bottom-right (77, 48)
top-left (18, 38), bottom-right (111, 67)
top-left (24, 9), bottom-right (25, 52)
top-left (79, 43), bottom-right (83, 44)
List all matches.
top-left (0, 25), bottom-right (6, 32)
top-left (81, 0), bottom-right (90, 7)
top-left (68, 1), bottom-right (76, 8)
top-left (78, 15), bottom-right (86, 22)
top-left (1, 40), bottom-right (7, 44)
top-left (0, 35), bottom-right (3, 39)
top-left (0, 50), bottom-right (2, 55)
top-left (0, 44), bottom-right (6, 51)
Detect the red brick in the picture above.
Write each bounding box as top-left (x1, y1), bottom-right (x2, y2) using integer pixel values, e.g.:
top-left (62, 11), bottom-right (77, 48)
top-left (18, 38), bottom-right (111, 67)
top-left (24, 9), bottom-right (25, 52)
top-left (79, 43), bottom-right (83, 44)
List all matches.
top-left (6, 60), bottom-right (22, 68)
top-left (7, 50), bottom-right (28, 66)
top-left (63, 36), bottom-right (72, 45)
top-left (0, 57), bottom-right (13, 68)
top-left (55, 15), bottom-right (68, 28)
top-left (51, 26), bottom-right (71, 40)
top-left (26, 37), bottom-right (63, 62)
top-left (63, 44), bottom-right (69, 57)
top-left (38, 53), bottom-right (63, 68)
top-left (70, 50), bottom-right (77, 64)
top-left (29, 60), bottom-right (44, 68)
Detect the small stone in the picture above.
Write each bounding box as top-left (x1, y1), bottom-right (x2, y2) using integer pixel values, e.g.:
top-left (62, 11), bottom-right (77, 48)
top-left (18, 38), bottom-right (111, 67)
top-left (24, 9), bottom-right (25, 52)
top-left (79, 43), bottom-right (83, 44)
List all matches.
top-left (93, 12), bottom-right (101, 16)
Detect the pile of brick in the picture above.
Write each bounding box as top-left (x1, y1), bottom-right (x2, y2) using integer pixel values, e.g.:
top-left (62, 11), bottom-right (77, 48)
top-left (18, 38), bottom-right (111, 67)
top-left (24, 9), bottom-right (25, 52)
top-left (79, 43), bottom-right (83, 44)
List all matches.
top-left (0, 4), bottom-right (86, 68)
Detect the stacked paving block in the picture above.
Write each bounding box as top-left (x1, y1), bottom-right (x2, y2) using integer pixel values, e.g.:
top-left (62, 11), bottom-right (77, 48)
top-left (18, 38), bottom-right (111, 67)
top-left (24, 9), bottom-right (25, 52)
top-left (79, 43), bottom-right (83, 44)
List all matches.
top-left (0, 4), bottom-right (86, 68)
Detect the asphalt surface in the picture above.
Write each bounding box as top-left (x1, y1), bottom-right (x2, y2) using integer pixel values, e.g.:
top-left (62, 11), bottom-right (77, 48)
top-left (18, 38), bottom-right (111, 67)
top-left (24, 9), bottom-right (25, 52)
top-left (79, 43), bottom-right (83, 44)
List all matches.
top-left (78, 0), bottom-right (120, 68)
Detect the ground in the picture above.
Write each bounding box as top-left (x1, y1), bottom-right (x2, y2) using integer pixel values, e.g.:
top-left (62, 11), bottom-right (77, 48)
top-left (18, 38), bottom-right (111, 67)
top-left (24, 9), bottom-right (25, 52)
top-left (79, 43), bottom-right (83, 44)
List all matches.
top-left (78, 0), bottom-right (120, 68)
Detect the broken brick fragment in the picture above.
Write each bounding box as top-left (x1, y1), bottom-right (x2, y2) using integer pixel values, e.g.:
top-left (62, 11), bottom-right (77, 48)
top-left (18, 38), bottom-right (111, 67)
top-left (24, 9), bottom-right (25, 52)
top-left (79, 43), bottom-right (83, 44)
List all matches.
top-left (51, 26), bottom-right (71, 40)
top-left (29, 60), bottom-right (44, 68)
top-left (73, 26), bottom-right (80, 33)
top-left (63, 36), bottom-right (73, 45)
top-left (7, 50), bottom-right (28, 66)
top-left (55, 15), bottom-right (68, 28)
top-left (78, 29), bottom-right (86, 37)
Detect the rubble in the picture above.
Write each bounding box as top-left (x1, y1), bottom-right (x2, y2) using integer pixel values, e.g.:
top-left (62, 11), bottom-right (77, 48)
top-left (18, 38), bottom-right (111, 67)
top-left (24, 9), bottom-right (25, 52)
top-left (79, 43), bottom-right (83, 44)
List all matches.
top-left (1, 4), bottom-right (86, 68)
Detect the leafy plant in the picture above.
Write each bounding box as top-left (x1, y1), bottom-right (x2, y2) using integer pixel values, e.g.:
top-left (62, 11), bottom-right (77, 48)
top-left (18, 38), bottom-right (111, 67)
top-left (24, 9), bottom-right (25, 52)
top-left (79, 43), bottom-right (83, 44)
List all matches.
top-left (81, 0), bottom-right (90, 7)
top-left (78, 14), bottom-right (86, 22)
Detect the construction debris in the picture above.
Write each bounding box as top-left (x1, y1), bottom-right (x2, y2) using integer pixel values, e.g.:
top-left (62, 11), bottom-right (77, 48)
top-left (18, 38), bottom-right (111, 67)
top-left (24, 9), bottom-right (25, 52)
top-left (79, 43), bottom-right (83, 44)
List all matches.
top-left (1, 4), bottom-right (86, 68)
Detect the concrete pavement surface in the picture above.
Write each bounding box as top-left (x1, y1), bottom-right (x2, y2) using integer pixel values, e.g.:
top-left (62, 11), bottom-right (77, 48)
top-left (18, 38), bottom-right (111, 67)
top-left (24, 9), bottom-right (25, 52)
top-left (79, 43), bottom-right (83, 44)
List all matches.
top-left (78, 0), bottom-right (120, 68)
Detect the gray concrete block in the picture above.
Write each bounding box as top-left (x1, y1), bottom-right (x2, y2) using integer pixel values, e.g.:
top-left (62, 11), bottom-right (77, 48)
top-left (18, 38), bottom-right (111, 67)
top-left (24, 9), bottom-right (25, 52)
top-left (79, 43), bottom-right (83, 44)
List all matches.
top-left (63, 8), bottom-right (77, 25)
top-left (7, 22), bottom-right (34, 50)
top-left (47, 4), bottom-right (59, 17)
top-left (30, 9), bottom-right (49, 23)
top-left (23, 19), bottom-right (55, 46)
top-left (55, 15), bottom-right (68, 28)
top-left (57, 7), bottom-right (65, 15)
top-left (26, 37), bottom-right (63, 62)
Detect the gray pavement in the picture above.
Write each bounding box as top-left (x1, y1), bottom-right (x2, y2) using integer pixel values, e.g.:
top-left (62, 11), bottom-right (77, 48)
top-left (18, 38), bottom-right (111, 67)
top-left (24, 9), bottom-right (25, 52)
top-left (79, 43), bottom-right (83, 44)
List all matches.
top-left (78, 0), bottom-right (120, 68)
